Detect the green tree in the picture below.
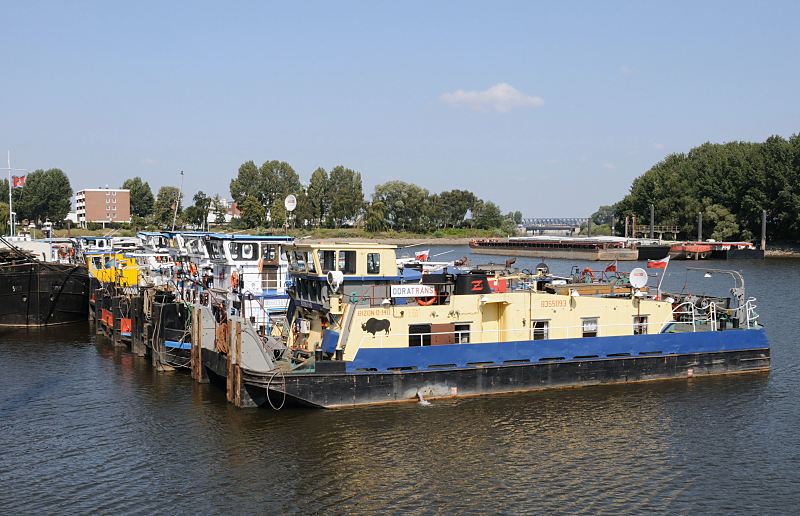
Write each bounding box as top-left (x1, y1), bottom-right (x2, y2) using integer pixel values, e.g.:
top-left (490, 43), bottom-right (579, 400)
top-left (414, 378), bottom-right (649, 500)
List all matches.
top-left (15, 169), bottom-right (72, 225)
top-left (211, 195), bottom-right (227, 226)
top-left (270, 198), bottom-right (287, 229)
top-left (473, 200), bottom-right (503, 229)
top-left (153, 186), bottom-right (182, 228)
top-left (372, 181), bottom-right (430, 232)
top-left (306, 167), bottom-right (329, 227)
top-left (0, 201), bottom-right (8, 232)
top-left (230, 160), bottom-right (303, 223)
top-left (239, 195), bottom-right (265, 228)
top-left (365, 200), bottom-right (388, 232)
top-left (438, 189), bottom-right (478, 227)
top-left (122, 176), bottom-right (155, 218)
top-left (591, 205), bottom-right (615, 226)
top-left (328, 166), bottom-right (364, 227)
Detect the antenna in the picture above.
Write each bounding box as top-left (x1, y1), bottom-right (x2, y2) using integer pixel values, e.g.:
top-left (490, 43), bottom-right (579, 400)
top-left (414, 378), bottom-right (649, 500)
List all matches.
top-left (172, 170), bottom-right (184, 231)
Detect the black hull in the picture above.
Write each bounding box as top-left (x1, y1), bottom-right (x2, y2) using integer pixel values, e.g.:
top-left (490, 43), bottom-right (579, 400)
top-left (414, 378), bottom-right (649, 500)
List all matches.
top-left (0, 262), bottom-right (90, 327)
top-left (636, 245), bottom-right (671, 260)
top-left (710, 248), bottom-right (765, 260)
top-left (242, 348), bottom-right (769, 408)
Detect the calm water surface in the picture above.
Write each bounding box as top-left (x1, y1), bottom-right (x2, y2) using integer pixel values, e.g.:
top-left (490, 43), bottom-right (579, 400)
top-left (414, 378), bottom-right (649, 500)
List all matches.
top-left (1, 249), bottom-right (799, 514)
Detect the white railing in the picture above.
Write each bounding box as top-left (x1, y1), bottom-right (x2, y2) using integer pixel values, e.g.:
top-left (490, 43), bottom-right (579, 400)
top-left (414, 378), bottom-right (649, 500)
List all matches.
top-left (354, 319), bottom-right (681, 350)
top-left (745, 297), bottom-right (759, 329)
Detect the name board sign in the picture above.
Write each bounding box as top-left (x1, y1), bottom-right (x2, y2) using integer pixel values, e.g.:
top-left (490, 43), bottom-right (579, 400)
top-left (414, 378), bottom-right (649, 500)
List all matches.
top-left (390, 284), bottom-right (436, 298)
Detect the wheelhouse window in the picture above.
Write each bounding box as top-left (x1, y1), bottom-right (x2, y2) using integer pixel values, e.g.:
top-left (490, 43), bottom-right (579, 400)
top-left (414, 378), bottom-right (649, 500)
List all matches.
top-left (319, 250), bottom-right (336, 273)
top-left (367, 253), bottom-right (381, 274)
top-left (532, 320), bottom-right (549, 340)
top-left (633, 316), bottom-right (648, 335)
top-left (228, 242), bottom-right (256, 261)
top-left (339, 251), bottom-right (357, 275)
top-left (582, 318), bottom-right (598, 338)
top-left (289, 250), bottom-right (309, 273)
top-left (409, 324), bottom-right (431, 347)
top-left (455, 324), bottom-right (470, 343)
top-left (91, 257), bottom-right (102, 269)
top-left (207, 241), bottom-right (223, 259)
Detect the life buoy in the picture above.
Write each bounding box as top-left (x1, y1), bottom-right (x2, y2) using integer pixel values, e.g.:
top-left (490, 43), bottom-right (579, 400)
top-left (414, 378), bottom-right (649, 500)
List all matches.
top-left (416, 296), bottom-right (436, 306)
top-left (231, 271), bottom-right (239, 290)
top-left (189, 262), bottom-right (197, 276)
top-left (580, 267), bottom-right (594, 283)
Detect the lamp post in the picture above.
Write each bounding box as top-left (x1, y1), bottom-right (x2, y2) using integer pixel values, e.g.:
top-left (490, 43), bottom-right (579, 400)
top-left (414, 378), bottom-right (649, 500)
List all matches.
top-left (172, 170), bottom-right (184, 231)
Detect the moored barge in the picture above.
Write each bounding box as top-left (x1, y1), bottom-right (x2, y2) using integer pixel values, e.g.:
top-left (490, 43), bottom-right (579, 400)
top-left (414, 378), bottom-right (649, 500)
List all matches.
top-left (224, 243), bottom-right (768, 409)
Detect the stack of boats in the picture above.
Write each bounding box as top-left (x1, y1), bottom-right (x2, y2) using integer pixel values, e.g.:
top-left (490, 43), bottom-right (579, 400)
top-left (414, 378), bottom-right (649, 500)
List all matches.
top-left (79, 230), bottom-right (769, 409)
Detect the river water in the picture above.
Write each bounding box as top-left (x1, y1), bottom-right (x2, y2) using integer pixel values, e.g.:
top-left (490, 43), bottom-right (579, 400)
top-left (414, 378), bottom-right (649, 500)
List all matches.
top-left (1, 248), bottom-right (798, 514)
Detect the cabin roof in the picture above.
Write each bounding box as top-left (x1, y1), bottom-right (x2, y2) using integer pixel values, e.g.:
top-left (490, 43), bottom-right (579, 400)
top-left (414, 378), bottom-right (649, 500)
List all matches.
top-left (204, 234), bottom-right (294, 242)
top-left (291, 241), bottom-right (397, 250)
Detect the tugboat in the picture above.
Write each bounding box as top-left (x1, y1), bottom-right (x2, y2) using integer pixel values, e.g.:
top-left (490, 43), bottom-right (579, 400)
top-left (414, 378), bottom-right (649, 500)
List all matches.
top-left (229, 242), bottom-right (768, 408)
top-left (0, 236), bottom-right (89, 326)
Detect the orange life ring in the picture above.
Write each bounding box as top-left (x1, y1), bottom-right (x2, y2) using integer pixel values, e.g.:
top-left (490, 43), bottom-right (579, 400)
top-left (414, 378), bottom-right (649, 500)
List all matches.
top-left (580, 267), bottom-right (594, 283)
top-left (189, 262), bottom-right (197, 276)
top-left (416, 296), bottom-right (436, 306)
top-left (231, 271), bottom-right (239, 290)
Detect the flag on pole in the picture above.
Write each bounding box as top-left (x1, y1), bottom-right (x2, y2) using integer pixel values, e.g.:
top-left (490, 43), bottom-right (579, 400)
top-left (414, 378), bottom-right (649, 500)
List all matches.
top-left (12, 175), bottom-right (25, 188)
top-left (415, 249), bottom-right (430, 262)
top-left (647, 256), bottom-right (670, 269)
top-left (604, 261), bottom-right (617, 272)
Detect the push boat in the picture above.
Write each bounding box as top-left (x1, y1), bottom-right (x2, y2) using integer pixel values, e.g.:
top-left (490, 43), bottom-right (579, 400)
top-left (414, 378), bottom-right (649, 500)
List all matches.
top-left (206, 242), bottom-right (768, 409)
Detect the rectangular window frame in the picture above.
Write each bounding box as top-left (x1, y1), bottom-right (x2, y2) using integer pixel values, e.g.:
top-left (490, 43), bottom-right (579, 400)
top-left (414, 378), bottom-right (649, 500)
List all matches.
top-left (582, 317), bottom-right (599, 338)
top-left (532, 320), bottom-right (549, 340)
top-left (366, 252), bottom-right (381, 275)
top-left (633, 315), bottom-right (649, 335)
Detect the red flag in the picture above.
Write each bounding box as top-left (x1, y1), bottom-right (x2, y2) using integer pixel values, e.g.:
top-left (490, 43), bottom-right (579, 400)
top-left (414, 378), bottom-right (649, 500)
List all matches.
top-left (12, 175), bottom-right (25, 188)
top-left (647, 256), bottom-right (670, 269)
top-left (604, 262), bottom-right (617, 272)
top-left (415, 249), bottom-right (429, 262)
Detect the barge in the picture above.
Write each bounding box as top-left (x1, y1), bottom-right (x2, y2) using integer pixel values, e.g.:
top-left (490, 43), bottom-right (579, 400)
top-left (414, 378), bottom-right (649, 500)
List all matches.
top-left (469, 236), bottom-right (670, 261)
top-left (226, 243), bottom-right (768, 409)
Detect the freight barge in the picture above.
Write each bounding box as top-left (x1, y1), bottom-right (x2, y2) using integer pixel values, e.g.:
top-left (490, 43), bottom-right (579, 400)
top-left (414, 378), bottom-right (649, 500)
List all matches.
top-left (225, 243), bottom-right (767, 409)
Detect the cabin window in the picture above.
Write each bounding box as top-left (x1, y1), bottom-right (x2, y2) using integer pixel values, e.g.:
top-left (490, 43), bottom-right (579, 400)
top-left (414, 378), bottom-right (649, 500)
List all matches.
top-left (261, 244), bottom-right (278, 263)
top-left (409, 324), bottom-right (431, 347)
top-left (582, 318), bottom-right (599, 338)
top-left (633, 316), bottom-right (648, 335)
top-left (455, 324), bottom-right (470, 343)
top-left (228, 242), bottom-right (256, 261)
top-left (319, 250), bottom-right (336, 273)
top-left (339, 251), bottom-right (357, 275)
top-left (290, 251), bottom-right (309, 272)
top-left (92, 257), bottom-right (102, 269)
top-left (532, 320), bottom-right (549, 340)
top-left (207, 241), bottom-right (223, 259)
top-left (367, 253), bottom-right (381, 274)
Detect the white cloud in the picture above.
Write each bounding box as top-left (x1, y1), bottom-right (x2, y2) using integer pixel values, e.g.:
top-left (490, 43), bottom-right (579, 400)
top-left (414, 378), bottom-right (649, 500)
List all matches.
top-left (440, 83), bottom-right (544, 112)
top-left (141, 158), bottom-right (158, 166)
top-left (602, 163), bottom-right (617, 171)
top-left (653, 143), bottom-right (666, 150)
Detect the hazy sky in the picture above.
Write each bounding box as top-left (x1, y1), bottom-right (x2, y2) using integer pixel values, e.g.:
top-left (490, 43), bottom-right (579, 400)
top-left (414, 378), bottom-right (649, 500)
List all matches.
top-left (1, 1), bottom-right (798, 216)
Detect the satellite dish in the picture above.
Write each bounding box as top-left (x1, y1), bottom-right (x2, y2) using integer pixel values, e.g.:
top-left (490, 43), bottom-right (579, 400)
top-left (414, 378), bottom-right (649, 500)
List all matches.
top-left (327, 270), bottom-right (344, 292)
top-left (284, 194), bottom-right (297, 212)
top-left (629, 267), bottom-right (648, 289)
top-left (535, 262), bottom-right (549, 275)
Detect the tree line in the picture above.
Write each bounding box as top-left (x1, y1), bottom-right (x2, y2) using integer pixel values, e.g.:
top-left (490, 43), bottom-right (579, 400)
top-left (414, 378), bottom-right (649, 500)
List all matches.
top-left (593, 134), bottom-right (800, 242)
top-left (123, 159), bottom-right (523, 233)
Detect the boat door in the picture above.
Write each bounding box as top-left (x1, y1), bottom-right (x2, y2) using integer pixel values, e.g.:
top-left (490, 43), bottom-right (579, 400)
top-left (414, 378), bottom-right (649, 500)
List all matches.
top-left (260, 243), bottom-right (280, 293)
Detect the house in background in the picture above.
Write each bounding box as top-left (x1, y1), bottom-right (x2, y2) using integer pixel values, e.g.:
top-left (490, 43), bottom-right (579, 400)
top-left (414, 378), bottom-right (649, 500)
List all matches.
top-left (206, 198), bottom-right (240, 226)
top-left (76, 188), bottom-right (131, 227)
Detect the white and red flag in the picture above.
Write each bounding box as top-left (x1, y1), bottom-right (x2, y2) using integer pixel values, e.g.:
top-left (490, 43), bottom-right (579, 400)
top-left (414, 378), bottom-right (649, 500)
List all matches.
top-left (647, 256), bottom-right (670, 269)
top-left (415, 249), bottom-right (430, 262)
top-left (604, 261), bottom-right (617, 272)
top-left (12, 175), bottom-right (25, 188)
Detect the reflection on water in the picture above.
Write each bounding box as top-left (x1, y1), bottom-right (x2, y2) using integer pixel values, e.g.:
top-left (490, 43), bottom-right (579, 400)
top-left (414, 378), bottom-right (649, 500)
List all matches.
top-left (1, 253), bottom-right (798, 513)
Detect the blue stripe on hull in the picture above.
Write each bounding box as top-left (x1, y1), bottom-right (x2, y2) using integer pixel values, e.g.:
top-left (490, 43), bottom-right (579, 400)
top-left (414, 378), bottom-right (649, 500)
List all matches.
top-left (346, 329), bottom-right (768, 373)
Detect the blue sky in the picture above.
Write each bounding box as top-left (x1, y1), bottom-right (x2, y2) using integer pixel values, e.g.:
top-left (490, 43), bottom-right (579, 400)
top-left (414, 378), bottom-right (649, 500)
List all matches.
top-left (1, 1), bottom-right (798, 216)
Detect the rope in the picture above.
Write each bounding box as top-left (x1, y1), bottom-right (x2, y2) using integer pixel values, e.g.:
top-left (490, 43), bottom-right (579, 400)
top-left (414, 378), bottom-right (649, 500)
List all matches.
top-left (266, 369), bottom-right (286, 411)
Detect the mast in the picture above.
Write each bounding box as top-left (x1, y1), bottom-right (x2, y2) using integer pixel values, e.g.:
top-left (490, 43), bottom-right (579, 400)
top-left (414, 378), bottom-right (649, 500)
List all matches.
top-left (2, 151), bottom-right (26, 237)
